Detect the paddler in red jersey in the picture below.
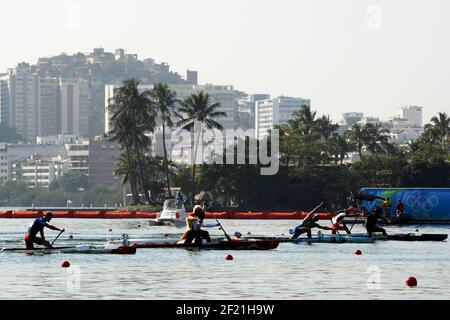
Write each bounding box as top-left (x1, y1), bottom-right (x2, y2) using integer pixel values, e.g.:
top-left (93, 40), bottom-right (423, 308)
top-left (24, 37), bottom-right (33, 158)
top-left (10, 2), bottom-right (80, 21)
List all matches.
top-left (330, 207), bottom-right (357, 235)
top-left (180, 205), bottom-right (219, 244)
top-left (24, 212), bottom-right (65, 249)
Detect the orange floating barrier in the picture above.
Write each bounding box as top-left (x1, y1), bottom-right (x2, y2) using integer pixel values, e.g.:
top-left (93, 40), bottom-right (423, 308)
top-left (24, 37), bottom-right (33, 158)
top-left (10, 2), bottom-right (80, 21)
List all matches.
top-left (103, 211), bottom-right (137, 219)
top-left (72, 211), bottom-right (105, 219)
top-left (135, 212), bottom-right (158, 219)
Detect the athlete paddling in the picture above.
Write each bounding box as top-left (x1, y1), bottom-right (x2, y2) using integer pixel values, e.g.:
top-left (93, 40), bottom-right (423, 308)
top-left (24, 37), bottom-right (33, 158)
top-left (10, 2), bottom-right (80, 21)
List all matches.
top-left (330, 207), bottom-right (357, 235)
top-left (180, 205), bottom-right (219, 244)
top-left (290, 202), bottom-right (332, 239)
top-left (24, 212), bottom-right (65, 249)
top-left (365, 207), bottom-right (390, 237)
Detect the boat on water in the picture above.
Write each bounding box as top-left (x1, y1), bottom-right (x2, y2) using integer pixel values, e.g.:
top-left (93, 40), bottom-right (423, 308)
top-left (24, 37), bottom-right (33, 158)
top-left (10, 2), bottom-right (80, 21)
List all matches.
top-left (0, 244), bottom-right (136, 255)
top-left (148, 199), bottom-right (186, 228)
top-left (128, 239), bottom-right (280, 250)
top-left (343, 214), bottom-right (414, 225)
top-left (241, 233), bottom-right (448, 243)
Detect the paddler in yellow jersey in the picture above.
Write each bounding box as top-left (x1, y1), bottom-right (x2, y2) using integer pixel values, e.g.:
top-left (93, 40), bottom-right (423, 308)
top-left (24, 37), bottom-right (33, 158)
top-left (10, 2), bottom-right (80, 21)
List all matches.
top-left (290, 209), bottom-right (332, 240)
top-left (180, 205), bottom-right (219, 244)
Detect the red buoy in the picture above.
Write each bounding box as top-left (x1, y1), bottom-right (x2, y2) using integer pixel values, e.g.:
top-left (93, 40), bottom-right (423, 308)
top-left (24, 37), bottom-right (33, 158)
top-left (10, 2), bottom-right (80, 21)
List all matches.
top-left (225, 254), bottom-right (234, 261)
top-left (61, 261), bottom-right (71, 268)
top-left (354, 250), bottom-right (362, 255)
top-left (405, 276), bottom-right (417, 287)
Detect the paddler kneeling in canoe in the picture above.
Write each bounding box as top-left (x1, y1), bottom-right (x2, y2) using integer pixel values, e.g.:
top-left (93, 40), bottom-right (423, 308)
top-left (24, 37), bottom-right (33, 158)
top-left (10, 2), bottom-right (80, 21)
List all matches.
top-left (290, 203), bottom-right (332, 239)
top-left (24, 212), bottom-right (65, 249)
top-left (365, 207), bottom-right (390, 237)
top-left (330, 207), bottom-right (358, 235)
top-left (179, 205), bottom-right (220, 244)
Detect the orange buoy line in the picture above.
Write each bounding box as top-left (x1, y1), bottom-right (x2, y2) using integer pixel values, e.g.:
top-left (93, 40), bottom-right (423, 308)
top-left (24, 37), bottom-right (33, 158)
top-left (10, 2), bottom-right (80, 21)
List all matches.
top-left (0, 210), bottom-right (336, 220)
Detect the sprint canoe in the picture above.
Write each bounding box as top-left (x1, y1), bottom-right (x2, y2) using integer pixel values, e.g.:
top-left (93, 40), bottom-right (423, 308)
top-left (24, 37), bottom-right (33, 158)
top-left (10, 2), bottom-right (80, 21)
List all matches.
top-left (132, 239), bottom-right (279, 250)
top-left (0, 245), bottom-right (136, 254)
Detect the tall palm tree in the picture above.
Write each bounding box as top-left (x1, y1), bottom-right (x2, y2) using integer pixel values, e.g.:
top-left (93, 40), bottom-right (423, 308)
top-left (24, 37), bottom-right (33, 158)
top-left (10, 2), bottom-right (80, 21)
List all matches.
top-left (425, 112), bottom-right (450, 147)
top-left (289, 105), bottom-right (317, 135)
top-left (346, 123), bottom-right (366, 159)
top-left (364, 123), bottom-right (391, 154)
top-left (315, 115), bottom-right (339, 142)
top-left (328, 134), bottom-right (351, 164)
top-left (150, 83), bottom-right (178, 198)
top-left (114, 152), bottom-right (140, 205)
top-left (107, 79), bottom-right (156, 204)
top-left (175, 91), bottom-right (226, 202)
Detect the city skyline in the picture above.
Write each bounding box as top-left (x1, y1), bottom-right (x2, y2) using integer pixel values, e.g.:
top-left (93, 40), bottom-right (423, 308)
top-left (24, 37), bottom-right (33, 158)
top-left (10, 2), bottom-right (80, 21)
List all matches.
top-left (1, 0), bottom-right (449, 124)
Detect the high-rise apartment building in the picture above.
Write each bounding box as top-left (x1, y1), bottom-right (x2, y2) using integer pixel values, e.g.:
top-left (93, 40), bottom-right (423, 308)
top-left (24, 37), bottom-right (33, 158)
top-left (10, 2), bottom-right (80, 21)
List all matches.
top-left (0, 74), bottom-right (10, 126)
top-left (255, 96), bottom-right (310, 139)
top-left (38, 78), bottom-right (60, 137)
top-left (8, 63), bottom-right (40, 141)
top-left (60, 78), bottom-right (90, 137)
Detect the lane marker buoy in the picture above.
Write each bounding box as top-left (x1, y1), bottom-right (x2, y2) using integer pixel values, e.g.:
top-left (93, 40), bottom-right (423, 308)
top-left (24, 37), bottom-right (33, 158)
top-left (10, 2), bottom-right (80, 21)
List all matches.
top-left (405, 276), bottom-right (417, 287)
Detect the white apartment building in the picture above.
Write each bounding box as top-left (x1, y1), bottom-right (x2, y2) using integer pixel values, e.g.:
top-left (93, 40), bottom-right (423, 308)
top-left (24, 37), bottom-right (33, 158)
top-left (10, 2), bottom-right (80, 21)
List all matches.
top-left (6, 144), bottom-right (67, 180)
top-left (255, 96), bottom-right (311, 139)
top-left (388, 106), bottom-right (424, 144)
top-left (12, 155), bottom-right (67, 189)
top-left (65, 139), bottom-right (89, 175)
top-left (8, 63), bottom-right (40, 141)
top-left (36, 134), bottom-right (79, 145)
top-left (0, 143), bottom-right (7, 184)
top-left (398, 106), bottom-right (423, 128)
top-left (61, 78), bottom-right (90, 137)
top-left (105, 83), bottom-right (240, 134)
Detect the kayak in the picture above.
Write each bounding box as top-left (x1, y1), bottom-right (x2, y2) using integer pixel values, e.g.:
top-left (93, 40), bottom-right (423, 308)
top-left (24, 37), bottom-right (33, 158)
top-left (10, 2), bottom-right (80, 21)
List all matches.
top-left (0, 245), bottom-right (136, 255)
top-left (131, 239), bottom-right (280, 250)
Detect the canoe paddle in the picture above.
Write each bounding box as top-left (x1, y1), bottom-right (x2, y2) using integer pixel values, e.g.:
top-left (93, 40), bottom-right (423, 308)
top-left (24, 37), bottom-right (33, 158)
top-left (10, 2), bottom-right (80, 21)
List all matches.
top-left (210, 212), bottom-right (232, 241)
top-left (50, 229), bottom-right (65, 247)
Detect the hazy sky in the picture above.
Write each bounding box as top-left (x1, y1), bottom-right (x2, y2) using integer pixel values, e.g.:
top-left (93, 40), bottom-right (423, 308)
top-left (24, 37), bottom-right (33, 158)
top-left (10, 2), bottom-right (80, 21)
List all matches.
top-left (1, 0), bottom-right (449, 123)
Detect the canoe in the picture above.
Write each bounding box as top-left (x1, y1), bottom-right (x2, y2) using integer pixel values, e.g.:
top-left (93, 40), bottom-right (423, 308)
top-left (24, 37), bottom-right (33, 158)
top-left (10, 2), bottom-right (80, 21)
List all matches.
top-left (244, 233), bottom-right (448, 242)
top-left (370, 233), bottom-right (447, 241)
top-left (0, 245), bottom-right (136, 255)
top-left (132, 239), bottom-right (280, 250)
top-left (241, 235), bottom-right (375, 244)
top-left (343, 214), bottom-right (413, 225)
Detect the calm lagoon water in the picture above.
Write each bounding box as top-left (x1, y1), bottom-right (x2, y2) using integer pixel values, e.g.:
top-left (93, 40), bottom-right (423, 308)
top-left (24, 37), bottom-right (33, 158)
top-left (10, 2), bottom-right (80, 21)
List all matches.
top-left (0, 218), bottom-right (449, 300)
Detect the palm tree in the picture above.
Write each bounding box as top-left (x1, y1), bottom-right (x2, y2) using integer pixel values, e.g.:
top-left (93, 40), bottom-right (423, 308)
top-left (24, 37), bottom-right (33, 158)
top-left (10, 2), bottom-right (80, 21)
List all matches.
top-left (150, 83), bottom-right (178, 198)
top-left (425, 112), bottom-right (450, 147)
top-left (328, 134), bottom-right (351, 164)
top-left (346, 123), bottom-right (366, 159)
top-left (107, 79), bottom-right (156, 204)
top-left (175, 91), bottom-right (226, 202)
top-left (289, 105), bottom-right (317, 135)
top-left (114, 152), bottom-right (140, 205)
top-left (315, 115), bottom-right (339, 142)
top-left (364, 123), bottom-right (391, 154)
